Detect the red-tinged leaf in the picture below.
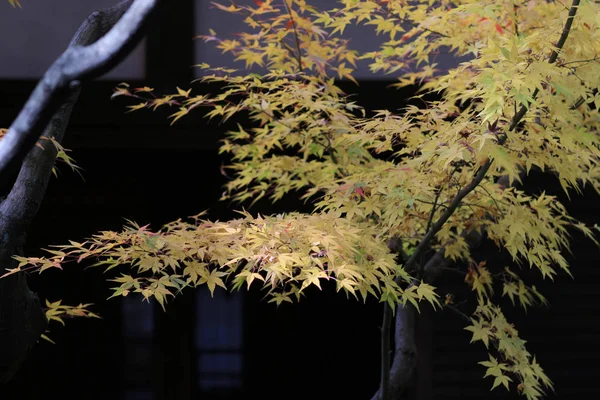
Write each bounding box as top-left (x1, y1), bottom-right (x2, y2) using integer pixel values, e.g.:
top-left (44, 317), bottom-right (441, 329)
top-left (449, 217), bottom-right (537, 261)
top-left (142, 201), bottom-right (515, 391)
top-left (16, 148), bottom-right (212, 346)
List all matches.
top-left (495, 23), bottom-right (503, 34)
top-left (219, 164), bottom-right (230, 178)
top-left (478, 17), bottom-right (488, 23)
top-left (286, 19), bottom-right (294, 30)
top-left (337, 183), bottom-right (352, 192)
top-left (254, 0), bottom-right (264, 6)
top-left (210, 2), bottom-right (242, 12)
top-left (355, 187), bottom-right (365, 197)
top-left (111, 88), bottom-right (131, 100)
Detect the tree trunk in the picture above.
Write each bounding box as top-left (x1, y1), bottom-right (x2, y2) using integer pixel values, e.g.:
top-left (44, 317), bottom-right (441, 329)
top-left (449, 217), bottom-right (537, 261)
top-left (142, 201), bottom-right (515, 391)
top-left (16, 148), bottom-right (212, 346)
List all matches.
top-left (0, 0), bottom-right (160, 382)
top-left (412, 305), bottom-right (433, 400)
top-left (371, 305), bottom-right (418, 400)
top-left (371, 229), bottom-right (485, 399)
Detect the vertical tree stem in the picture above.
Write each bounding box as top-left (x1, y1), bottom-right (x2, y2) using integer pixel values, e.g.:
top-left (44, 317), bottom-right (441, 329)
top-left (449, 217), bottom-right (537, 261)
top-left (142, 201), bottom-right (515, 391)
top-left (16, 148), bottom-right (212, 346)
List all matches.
top-left (380, 303), bottom-right (392, 400)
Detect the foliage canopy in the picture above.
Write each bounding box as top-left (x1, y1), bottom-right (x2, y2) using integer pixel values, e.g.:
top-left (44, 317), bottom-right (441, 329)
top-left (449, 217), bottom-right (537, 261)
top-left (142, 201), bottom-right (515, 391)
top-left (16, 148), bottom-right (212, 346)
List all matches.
top-left (6, 0), bottom-right (600, 398)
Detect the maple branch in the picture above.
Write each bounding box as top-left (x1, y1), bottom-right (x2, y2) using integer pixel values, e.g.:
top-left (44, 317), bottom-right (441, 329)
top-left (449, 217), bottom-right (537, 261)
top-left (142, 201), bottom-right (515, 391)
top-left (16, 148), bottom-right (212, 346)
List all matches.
top-left (513, 1), bottom-right (520, 37)
top-left (405, 0), bottom-right (580, 279)
top-left (445, 303), bottom-right (471, 322)
top-left (510, 0), bottom-right (580, 130)
top-left (0, 0), bottom-right (144, 235)
top-left (374, 1), bottom-right (582, 397)
top-left (560, 56), bottom-right (600, 66)
top-left (549, 0), bottom-right (580, 64)
top-left (0, 0), bottom-right (162, 193)
top-left (570, 96), bottom-right (587, 109)
top-left (425, 188), bottom-right (441, 234)
top-left (402, 159), bottom-right (497, 280)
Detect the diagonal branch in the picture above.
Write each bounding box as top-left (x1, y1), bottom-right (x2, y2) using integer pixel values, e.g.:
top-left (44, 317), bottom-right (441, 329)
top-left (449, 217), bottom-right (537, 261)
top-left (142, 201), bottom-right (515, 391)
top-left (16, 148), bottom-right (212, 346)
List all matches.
top-left (374, 1), bottom-right (582, 398)
top-left (406, 0), bottom-right (580, 284)
top-left (0, 0), bottom-right (162, 194)
top-left (0, 0), bottom-right (140, 237)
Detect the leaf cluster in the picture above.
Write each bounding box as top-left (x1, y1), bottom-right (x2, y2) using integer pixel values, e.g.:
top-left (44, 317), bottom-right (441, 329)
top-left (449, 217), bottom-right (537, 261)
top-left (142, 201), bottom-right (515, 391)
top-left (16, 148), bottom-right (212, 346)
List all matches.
top-left (13, 212), bottom-right (442, 310)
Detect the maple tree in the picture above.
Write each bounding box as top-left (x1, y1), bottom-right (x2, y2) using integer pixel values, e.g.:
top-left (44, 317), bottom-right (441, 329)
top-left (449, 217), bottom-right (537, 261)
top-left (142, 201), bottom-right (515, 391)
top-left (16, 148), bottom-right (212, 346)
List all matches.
top-left (2, 0), bottom-right (600, 399)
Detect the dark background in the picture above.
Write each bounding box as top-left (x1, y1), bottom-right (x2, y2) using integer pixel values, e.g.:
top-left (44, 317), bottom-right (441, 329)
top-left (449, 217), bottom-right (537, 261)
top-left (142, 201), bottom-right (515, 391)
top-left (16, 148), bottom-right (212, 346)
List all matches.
top-left (1, 1), bottom-right (599, 399)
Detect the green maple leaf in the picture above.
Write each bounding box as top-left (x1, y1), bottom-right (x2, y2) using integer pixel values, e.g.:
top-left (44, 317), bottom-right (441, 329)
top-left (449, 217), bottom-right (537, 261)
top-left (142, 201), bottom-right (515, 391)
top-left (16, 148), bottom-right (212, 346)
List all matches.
top-left (465, 319), bottom-right (492, 348)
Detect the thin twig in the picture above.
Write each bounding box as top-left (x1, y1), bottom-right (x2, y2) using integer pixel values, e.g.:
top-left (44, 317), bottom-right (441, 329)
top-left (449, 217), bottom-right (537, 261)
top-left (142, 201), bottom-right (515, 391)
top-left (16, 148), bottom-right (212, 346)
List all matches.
top-left (425, 189), bottom-right (441, 234)
top-left (513, 1), bottom-right (520, 37)
top-left (560, 56), bottom-right (600, 66)
top-left (283, 0), bottom-right (303, 73)
top-left (445, 303), bottom-right (471, 322)
top-left (475, 184), bottom-right (506, 217)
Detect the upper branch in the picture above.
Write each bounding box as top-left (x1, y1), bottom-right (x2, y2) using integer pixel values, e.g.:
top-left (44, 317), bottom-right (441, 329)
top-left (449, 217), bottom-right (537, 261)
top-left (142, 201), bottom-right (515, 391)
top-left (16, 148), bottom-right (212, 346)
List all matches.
top-left (0, 0), bottom-right (162, 192)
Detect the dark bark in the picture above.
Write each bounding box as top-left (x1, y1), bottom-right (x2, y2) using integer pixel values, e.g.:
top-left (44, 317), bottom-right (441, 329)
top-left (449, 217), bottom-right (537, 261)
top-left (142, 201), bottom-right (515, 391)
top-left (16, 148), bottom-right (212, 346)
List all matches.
top-left (412, 305), bottom-right (433, 400)
top-left (0, 0), bottom-right (161, 383)
top-left (0, 0), bottom-right (161, 192)
top-left (372, 305), bottom-right (418, 400)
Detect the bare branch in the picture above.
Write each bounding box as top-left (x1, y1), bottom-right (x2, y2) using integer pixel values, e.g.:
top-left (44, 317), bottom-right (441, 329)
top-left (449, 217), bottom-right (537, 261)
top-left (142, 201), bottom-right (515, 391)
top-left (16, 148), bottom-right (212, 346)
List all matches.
top-left (0, 0), bottom-right (162, 193)
top-left (0, 0), bottom-right (138, 238)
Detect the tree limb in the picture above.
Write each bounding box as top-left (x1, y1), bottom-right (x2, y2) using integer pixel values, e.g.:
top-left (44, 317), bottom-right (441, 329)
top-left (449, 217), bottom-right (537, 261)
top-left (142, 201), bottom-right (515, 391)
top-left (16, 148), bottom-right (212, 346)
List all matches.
top-left (0, 0), bottom-right (141, 235)
top-left (373, 0), bottom-right (582, 396)
top-left (0, 0), bottom-right (162, 193)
